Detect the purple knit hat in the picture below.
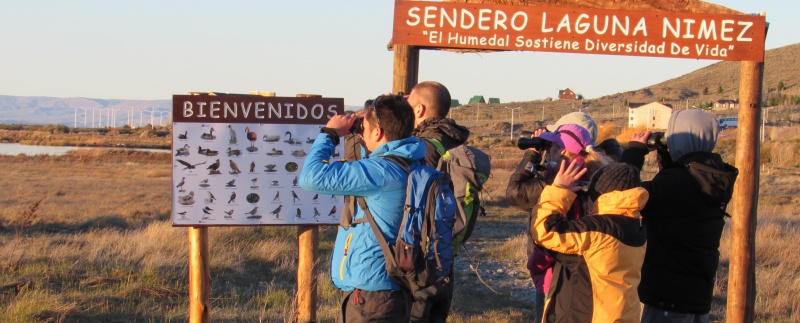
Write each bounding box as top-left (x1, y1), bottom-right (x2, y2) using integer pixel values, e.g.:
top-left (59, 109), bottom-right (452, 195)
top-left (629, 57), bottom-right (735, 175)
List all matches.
top-left (539, 124), bottom-right (592, 155)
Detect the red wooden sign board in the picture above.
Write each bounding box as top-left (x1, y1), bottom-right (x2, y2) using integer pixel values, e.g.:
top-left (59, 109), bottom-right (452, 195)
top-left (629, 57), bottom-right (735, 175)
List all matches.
top-left (393, 0), bottom-right (766, 61)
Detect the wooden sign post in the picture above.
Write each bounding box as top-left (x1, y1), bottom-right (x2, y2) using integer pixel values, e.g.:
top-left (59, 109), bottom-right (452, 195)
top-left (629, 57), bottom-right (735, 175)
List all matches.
top-left (296, 225), bottom-right (319, 323)
top-left (727, 59), bottom-right (764, 323)
top-left (391, 1), bottom-right (767, 321)
top-left (189, 227), bottom-right (210, 323)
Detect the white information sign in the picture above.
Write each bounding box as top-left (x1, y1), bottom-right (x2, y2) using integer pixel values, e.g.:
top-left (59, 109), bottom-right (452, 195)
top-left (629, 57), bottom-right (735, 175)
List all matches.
top-left (171, 94), bottom-right (345, 226)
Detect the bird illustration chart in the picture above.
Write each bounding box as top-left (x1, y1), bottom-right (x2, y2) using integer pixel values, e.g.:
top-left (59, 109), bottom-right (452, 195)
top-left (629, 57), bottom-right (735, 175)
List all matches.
top-left (172, 93), bottom-right (345, 226)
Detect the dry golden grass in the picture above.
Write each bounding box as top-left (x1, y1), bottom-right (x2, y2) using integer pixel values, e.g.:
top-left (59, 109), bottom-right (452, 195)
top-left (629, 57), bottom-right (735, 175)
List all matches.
top-left (0, 126), bottom-right (798, 321)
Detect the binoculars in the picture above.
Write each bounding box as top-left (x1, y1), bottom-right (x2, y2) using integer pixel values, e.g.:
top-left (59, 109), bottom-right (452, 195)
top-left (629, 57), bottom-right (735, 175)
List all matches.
top-left (646, 132), bottom-right (667, 149)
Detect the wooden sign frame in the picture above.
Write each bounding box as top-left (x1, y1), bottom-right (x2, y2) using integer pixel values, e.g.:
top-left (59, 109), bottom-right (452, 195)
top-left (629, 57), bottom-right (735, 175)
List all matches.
top-left (390, 1), bottom-right (765, 322)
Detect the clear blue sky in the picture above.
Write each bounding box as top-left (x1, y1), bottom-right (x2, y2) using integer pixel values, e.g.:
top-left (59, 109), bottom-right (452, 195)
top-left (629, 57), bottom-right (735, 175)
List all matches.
top-left (1, 0), bottom-right (797, 106)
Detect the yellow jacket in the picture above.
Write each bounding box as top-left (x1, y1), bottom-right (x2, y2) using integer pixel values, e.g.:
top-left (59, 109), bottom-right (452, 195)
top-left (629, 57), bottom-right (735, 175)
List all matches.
top-left (532, 185), bottom-right (648, 323)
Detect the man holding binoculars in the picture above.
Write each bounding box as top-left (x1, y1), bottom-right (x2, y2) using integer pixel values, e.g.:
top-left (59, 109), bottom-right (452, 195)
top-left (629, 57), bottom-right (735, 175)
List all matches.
top-left (620, 109), bottom-right (738, 323)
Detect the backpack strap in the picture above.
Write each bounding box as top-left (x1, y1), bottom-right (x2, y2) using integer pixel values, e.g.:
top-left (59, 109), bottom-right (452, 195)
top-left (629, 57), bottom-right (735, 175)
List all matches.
top-left (350, 155), bottom-right (414, 271)
top-left (355, 196), bottom-right (399, 269)
top-left (424, 138), bottom-right (447, 155)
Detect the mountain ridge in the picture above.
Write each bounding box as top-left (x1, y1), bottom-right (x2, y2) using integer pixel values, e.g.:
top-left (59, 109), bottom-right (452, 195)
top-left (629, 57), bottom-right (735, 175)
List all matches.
top-left (2, 42), bottom-right (798, 126)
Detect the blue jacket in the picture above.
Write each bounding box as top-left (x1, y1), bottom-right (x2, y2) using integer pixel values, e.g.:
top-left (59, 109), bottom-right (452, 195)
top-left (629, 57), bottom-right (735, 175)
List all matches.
top-left (300, 132), bottom-right (426, 291)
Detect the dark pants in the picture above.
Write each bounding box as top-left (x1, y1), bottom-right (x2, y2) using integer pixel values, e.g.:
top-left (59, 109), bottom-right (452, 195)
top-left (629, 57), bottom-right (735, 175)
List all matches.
top-left (337, 288), bottom-right (408, 323)
top-left (409, 275), bottom-right (454, 323)
top-left (641, 304), bottom-right (710, 323)
top-left (534, 291), bottom-right (545, 323)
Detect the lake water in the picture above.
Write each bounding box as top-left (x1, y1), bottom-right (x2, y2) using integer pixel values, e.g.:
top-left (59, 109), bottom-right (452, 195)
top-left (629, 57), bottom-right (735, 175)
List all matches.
top-left (0, 143), bottom-right (169, 156)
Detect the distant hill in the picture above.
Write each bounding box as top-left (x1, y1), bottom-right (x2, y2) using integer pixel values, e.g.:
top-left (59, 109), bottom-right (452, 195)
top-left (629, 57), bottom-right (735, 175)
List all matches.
top-left (592, 42), bottom-right (800, 106)
top-left (0, 95), bottom-right (171, 126)
top-left (2, 43), bottom-right (798, 127)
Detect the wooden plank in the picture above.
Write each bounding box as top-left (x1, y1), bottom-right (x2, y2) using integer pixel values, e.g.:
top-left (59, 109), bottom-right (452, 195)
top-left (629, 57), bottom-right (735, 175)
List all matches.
top-left (392, 0), bottom-right (765, 61)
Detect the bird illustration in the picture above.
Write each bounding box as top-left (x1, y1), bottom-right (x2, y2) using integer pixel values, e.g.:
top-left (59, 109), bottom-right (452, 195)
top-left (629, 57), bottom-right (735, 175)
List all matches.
top-left (313, 207), bottom-right (320, 218)
top-left (291, 190), bottom-right (299, 203)
top-left (245, 207), bottom-right (260, 219)
top-left (327, 205), bottom-right (337, 217)
top-left (205, 191), bottom-right (216, 204)
top-left (273, 191), bottom-right (280, 201)
top-left (175, 144), bottom-right (190, 156)
top-left (227, 147), bottom-right (242, 156)
top-left (207, 159), bottom-right (221, 172)
top-left (285, 131), bottom-right (301, 145)
top-left (197, 146), bottom-right (207, 155)
top-left (199, 178), bottom-right (209, 185)
top-left (262, 134), bottom-right (280, 142)
top-left (251, 178), bottom-right (259, 188)
top-left (227, 125), bottom-right (237, 144)
top-left (296, 208), bottom-right (302, 218)
top-left (249, 161), bottom-right (256, 173)
top-left (176, 159), bottom-right (206, 170)
top-left (292, 176), bottom-right (298, 187)
top-left (306, 137), bottom-right (315, 144)
top-left (176, 177), bottom-right (186, 191)
top-left (228, 192), bottom-right (236, 204)
top-left (264, 164), bottom-right (277, 172)
top-left (202, 206), bottom-right (213, 214)
top-left (206, 159), bottom-right (220, 175)
top-left (226, 179), bottom-right (236, 187)
top-left (270, 205), bottom-right (283, 218)
top-left (291, 150), bottom-right (307, 157)
top-left (201, 127), bottom-right (215, 140)
top-left (245, 126), bottom-right (258, 152)
top-left (311, 194), bottom-right (318, 201)
top-left (177, 211), bottom-right (188, 220)
top-left (203, 147), bottom-right (219, 156)
top-left (178, 191), bottom-right (195, 205)
top-left (330, 195), bottom-right (338, 202)
top-left (178, 131), bottom-right (188, 140)
top-left (270, 180), bottom-right (279, 186)
top-left (266, 148), bottom-right (284, 156)
top-left (229, 160), bottom-right (242, 174)
top-left (224, 209), bottom-right (234, 219)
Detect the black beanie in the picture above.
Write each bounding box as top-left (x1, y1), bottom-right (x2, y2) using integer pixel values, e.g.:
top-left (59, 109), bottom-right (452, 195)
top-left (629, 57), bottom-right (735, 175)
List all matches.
top-left (587, 163), bottom-right (642, 200)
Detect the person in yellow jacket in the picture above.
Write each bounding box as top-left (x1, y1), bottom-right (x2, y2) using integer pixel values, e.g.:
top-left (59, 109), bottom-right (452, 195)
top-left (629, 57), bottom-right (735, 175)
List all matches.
top-left (531, 161), bottom-right (648, 323)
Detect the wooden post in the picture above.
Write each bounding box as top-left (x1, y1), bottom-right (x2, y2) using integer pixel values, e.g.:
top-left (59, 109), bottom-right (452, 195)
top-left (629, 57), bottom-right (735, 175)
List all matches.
top-left (296, 225), bottom-right (319, 323)
top-left (392, 44), bottom-right (419, 95)
top-left (726, 60), bottom-right (763, 323)
top-left (189, 227), bottom-right (211, 323)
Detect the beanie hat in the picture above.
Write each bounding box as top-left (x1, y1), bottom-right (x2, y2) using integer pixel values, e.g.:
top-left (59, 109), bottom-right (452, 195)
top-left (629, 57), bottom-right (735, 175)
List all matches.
top-left (587, 163), bottom-right (642, 201)
top-left (546, 112), bottom-right (598, 145)
top-left (539, 124), bottom-right (593, 155)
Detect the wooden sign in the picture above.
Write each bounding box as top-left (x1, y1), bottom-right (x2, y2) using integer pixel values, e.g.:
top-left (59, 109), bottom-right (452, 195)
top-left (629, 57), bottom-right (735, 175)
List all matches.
top-left (393, 0), bottom-right (766, 61)
top-left (171, 93), bottom-right (345, 227)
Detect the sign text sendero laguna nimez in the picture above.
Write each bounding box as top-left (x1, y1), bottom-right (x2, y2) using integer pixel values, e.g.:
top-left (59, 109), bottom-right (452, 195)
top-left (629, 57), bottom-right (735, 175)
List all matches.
top-left (392, 1), bottom-right (766, 61)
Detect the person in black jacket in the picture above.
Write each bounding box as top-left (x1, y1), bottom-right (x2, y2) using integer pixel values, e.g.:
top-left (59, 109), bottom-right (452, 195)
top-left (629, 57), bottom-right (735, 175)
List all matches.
top-left (406, 81), bottom-right (469, 323)
top-left (620, 109), bottom-right (738, 323)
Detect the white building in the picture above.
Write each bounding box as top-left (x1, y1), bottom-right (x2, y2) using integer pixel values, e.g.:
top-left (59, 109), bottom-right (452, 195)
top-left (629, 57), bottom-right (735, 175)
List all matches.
top-left (628, 102), bottom-right (673, 129)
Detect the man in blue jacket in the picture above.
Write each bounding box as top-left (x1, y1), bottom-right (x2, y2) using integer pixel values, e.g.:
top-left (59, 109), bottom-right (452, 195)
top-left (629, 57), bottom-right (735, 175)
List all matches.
top-left (300, 94), bottom-right (423, 322)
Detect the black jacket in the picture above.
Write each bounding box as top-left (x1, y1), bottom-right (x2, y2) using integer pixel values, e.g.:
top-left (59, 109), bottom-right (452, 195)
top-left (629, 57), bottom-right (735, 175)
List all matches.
top-left (506, 150), bottom-right (547, 212)
top-left (412, 117), bottom-right (470, 167)
top-left (621, 142), bottom-right (738, 314)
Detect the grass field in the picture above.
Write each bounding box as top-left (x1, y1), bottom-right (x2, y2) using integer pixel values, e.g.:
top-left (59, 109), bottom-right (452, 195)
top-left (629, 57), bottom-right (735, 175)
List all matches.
top-left (0, 125), bottom-right (798, 322)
